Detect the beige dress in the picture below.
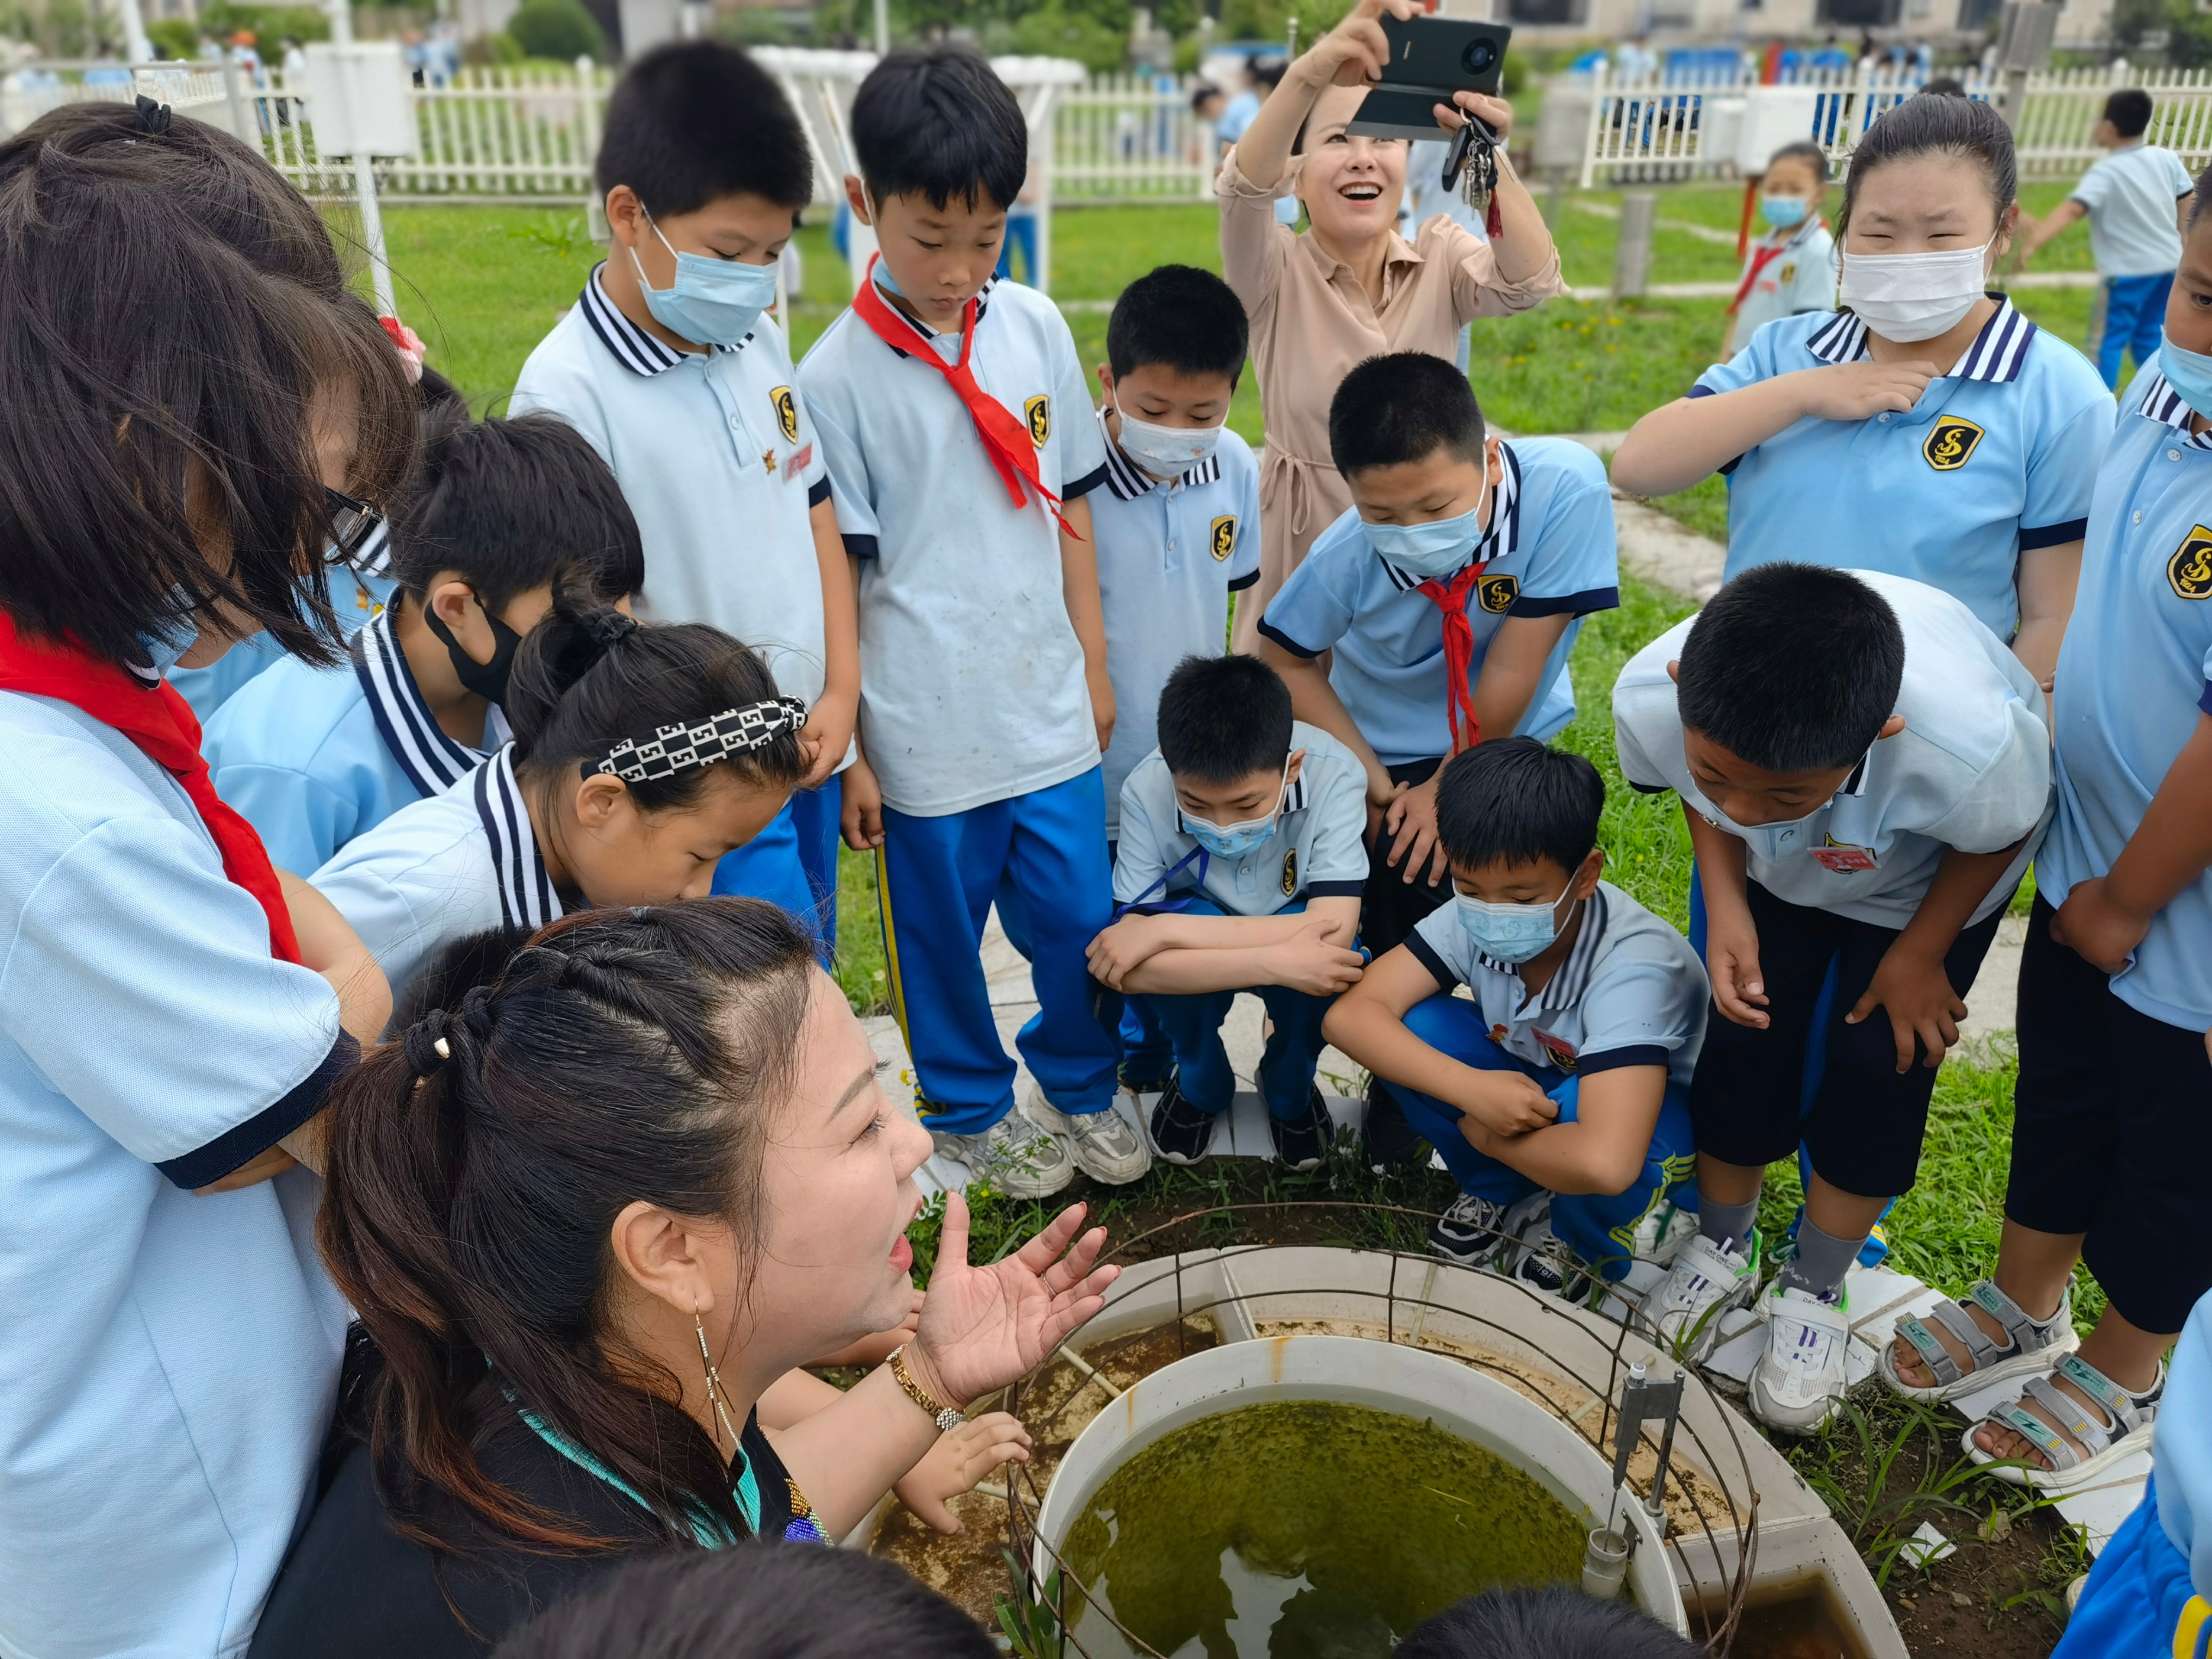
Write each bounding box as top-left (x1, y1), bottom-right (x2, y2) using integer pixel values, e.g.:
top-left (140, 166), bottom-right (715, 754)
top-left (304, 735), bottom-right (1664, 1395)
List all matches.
top-left (1216, 150), bottom-right (1567, 647)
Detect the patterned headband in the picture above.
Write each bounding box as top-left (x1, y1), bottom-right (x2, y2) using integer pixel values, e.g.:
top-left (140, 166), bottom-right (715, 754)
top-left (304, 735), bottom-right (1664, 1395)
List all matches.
top-left (589, 698), bottom-right (808, 783)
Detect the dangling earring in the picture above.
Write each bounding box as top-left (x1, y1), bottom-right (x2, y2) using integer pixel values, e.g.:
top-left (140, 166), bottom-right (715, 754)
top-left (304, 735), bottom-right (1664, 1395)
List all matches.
top-left (695, 1311), bottom-right (740, 1452)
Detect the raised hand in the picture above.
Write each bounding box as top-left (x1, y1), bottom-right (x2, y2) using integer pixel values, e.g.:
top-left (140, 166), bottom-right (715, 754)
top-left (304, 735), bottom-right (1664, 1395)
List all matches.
top-left (1791, 359), bottom-right (1940, 423)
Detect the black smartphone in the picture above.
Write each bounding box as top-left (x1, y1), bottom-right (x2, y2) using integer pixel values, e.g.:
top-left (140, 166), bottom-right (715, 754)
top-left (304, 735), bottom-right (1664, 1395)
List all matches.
top-left (1346, 15), bottom-right (1513, 142)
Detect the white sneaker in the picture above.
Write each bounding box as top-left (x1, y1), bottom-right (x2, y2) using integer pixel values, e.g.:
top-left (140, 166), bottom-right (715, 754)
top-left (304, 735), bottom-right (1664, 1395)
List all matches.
top-left (1024, 1091), bottom-right (1153, 1186)
top-left (1632, 1201), bottom-right (1702, 1269)
top-left (1751, 1282), bottom-right (1853, 1436)
top-left (1635, 1231), bottom-right (1762, 1363)
top-left (929, 1110), bottom-right (1073, 1200)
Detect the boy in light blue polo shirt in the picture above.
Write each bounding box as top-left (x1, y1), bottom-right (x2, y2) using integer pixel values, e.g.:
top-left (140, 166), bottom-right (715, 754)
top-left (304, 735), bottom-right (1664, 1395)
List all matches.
top-left (1325, 739), bottom-right (1705, 1294)
top-left (1257, 351), bottom-right (1619, 1162)
top-left (511, 41), bottom-right (853, 944)
top-left (801, 46), bottom-right (1141, 1200)
top-left (1090, 655), bottom-right (1367, 1170)
top-left (204, 414), bottom-right (643, 874)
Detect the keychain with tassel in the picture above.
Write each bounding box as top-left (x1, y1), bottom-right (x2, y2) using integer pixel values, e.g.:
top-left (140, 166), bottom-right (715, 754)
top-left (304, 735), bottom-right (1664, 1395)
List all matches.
top-left (1442, 112), bottom-right (1505, 238)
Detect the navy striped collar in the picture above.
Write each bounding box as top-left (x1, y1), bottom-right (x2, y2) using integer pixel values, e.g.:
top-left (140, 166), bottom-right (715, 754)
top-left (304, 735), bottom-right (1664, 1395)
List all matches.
top-left (1379, 443), bottom-right (1522, 592)
top-left (578, 263), bottom-right (747, 377)
top-left (2133, 370), bottom-right (2212, 448)
top-left (867, 273), bottom-right (996, 360)
top-left (1803, 295), bottom-right (2036, 383)
top-left (473, 744), bottom-right (563, 932)
top-left (1098, 407), bottom-right (1225, 499)
top-left (350, 607), bottom-right (491, 798)
top-left (1475, 886), bottom-right (1608, 1014)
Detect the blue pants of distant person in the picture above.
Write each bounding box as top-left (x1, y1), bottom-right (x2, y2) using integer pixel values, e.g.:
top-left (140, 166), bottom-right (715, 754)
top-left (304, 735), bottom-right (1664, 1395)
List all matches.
top-left (1391, 996), bottom-right (1698, 1282)
top-left (878, 768), bottom-right (1120, 1134)
top-left (2095, 270), bottom-right (2174, 389)
top-left (1688, 866), bottom-right (1895, 1267)
top-left (994, 209), bottom-right (1039, 286)
top-left (2051, 1476), bottom-right (2205, 1659)
top-left (1000, 843), bottom-right (1174, 1086)
top-left (712, 775), bottom-right (842, 956)
top-left (1139, 896), bottom-right (1333, 1122)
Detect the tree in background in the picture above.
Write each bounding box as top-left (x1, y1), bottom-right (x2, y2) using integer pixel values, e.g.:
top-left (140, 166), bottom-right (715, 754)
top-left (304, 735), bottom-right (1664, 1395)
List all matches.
top-left (506, 0), bottom-right (606, 61)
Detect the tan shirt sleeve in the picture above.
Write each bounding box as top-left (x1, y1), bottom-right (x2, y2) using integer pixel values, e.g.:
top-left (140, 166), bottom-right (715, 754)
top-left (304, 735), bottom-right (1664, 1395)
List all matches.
top-left (1430, 218), bottom-right (1570, 322)
top-left (1216, 149), bottom-right (1299, 322)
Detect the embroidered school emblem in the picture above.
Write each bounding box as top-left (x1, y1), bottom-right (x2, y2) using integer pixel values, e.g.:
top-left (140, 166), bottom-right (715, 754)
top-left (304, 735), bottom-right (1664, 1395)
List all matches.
top-left (1210, 515), bottom-right (1237, 562)
top-left (2168, 525), bottom-right (2212, 599)
top-left (1477, 574), bottom-right (1519, 614)
top-left (1024, 395), bottom-right (1051, 447)
top-left (1281, 848), bottom-right (1297, 896)
top-left (1778, 261), bottom-right (1797, 284)
top-left (1923, 416), bottom-right (1984, 472)
top-left (1811, 833), bottom-right (1877, 873)
top-left (1532, 1028), bottom-right (1578, 1071)
top-left (771, 385), bottom-right (799, 442)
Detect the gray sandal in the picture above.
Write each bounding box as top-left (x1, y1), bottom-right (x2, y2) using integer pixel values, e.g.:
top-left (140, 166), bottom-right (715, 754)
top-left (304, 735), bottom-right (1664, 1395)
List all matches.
top-left (1965, 1352), bottom-right (2163, 1492)
top-left (1878, 1279), bottom-right (2077, 1403)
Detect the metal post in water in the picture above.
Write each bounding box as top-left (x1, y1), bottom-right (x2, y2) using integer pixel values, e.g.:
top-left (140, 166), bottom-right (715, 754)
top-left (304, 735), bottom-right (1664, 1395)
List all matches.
top-left (1613, 190), bottom-right (1657, 300)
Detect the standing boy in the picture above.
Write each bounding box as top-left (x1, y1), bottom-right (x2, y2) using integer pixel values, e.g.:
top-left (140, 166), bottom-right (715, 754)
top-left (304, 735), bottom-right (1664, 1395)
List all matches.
top-left (1256, 351), bottom-right (1619, 1159)
top-left (511, 41), bottom-right (856, 942)
top-left (2018, 88), bottom-right (2197, 389)
top-left (800, 45), bottom-right (1144, 1198)
top-left (1616, 564), bottom-right (2052, 1435)
top-left (1089, 654), bottom-right (1367, 1169)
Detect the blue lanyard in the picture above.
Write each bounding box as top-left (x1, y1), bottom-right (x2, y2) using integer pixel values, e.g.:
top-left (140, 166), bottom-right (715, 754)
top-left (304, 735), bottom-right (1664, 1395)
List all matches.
top-left (510, 1393), bottom-right (761, 1546)
top-left (1112, 844), bottom-right (1209, 921)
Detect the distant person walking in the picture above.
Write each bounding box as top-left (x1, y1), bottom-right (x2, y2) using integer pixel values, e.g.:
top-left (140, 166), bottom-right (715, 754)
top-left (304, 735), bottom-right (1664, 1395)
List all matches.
top-left (2016, 88), bottom-right (2195, 388)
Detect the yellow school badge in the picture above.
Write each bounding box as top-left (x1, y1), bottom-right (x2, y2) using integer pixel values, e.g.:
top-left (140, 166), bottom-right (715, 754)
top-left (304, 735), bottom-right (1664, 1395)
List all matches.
top-left (1477, 574), bottom-right (1520, 614)
top-left (2169, 525), bottom-right (2212, 599)
top-left (1023, 395), bottom-right (1051, 447)
top-left (1778, 261), bottom-right (1797, 284)
top-left (1923, 416), bottom-right (1984, 472)
top-left (1210, 515), bottom-right (1237, 562)
top-left (1280, 848), bottom-right (1297, 896)
top-left (770, 385), bottom-right (799, 442)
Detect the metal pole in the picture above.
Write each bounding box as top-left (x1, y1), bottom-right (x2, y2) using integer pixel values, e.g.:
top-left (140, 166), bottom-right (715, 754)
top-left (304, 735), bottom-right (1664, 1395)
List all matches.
top-left (1613, 189), bottom-right (1656, 299)
top-left (328, 0), bottom-right (354, 46)
top-left (2000, 65), bottom-right (2027, 131)
top-left (1032, 85), bottom-right (1056, 299)
top-left (353, 149), bottom-right (398, 318)
top-left (873, 0), bottom-right (889, 53)
top-left (115, 0), bottom-right (153, 69)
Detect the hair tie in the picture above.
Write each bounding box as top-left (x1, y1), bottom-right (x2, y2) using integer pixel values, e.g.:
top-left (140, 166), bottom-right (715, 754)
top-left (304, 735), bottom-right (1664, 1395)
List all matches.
top-left (581, 609), bottom-right (640, 651)
top-left (402, 1012), bottom-right (451, 1078)
top-left (134, 95), bottom-right (172, 135)
top-left (589, 698), bottom-right (808, 785)
top-left (460, 984), bottom-right (495, 1040)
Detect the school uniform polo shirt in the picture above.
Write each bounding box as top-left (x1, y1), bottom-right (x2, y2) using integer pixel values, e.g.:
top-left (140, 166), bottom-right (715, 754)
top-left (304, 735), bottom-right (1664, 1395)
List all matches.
top-left (1613, 569), bottom-right (2053, 931)
top-left (1732, 217), bottom-right (1836, 344)
top-left (1257, 437), bottom-right (1620, 766)
top-left (799, 273), bottom-right (1112, 816)
top-left (1093, 415), bottom-right (1262, 838)
top-left (511, 267), bottom-right (835, 715)
top-left (1112, 721), bottom-right (1369, 917)
top-left (1694, 298), bottom-right (2113, 643)
top-left (0, 691), bottom-right (353, 1657)
top-left (2071, 143), bottom-right (2196, 278)
top-left (2039, 369), bottom-right (2212, 1030)
top-left (311, 744), bottom-right (563, 1002)
top-left (204, 607), bottom-right (502, 875)
top-left (1404, 880), bottom-right (1709, 1087)
top-left (166, 557), bottom-right (396, 723)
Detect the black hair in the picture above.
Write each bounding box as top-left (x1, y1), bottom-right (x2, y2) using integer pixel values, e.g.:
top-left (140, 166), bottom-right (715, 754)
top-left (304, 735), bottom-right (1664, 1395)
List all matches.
top-left (320, 901), bottom-right (821, 1560)
top-left (0, 115), bottom-right (415, 667)
top-left (1435, 738), bottom-right (1604, 874)
top-left (1676, 564), bottom-right (1906, 773)
top-left (1920, 75), bottom-right (1968, 96)
top-left (1329, 352), bottom-right (1487, 478)
top-left (852, 44), bottom-right (1026, 212)
top-left (505, 601), bottom-right (808, 814)
top-left (1397, 1586), bottom-right (1704, 1659)
top-left (596, 41), bottom-right (813, 218)
top-left (1251, 55), bottom-right (1287, 90)
top-left (1840, 90), bottom-right (2016, 239)
top-left (1191, 82), bottom-right (1226, 113)
top-left (2191, 157), bottom-right (2212, 226)
top-left (1155, 653), bottom-right (1293, 783)
top-left (1107, 264), bottom-right (1249, 383)
top-left (2104, 87), bottom-right (2153, 139)
top-left (389, 415), bottom-right (645, 612)
top-left (1764, 139), bottom-right (1829, 185)
top-left (490, 1542), bottom-right (1000, 1658)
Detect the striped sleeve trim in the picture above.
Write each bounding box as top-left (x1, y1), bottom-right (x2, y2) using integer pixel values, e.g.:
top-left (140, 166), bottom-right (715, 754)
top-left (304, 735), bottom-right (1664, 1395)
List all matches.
top-left (1063, 461), bottom-right (1112, 501)
top-left (1256, 618), bottom-right (1322, 659)
top-left (156, 1031), bottom-right (359, 1189)
top-left (2019, 518), bottom-right (2088, 551)
top-left (1576, 1043), bottom-right (1670, 1077)
top-left (1304, 879), bottom-right (1366, 898)
top-left (1402, 930), bottom-right (1457, 992)
top-left (1510, 586), bottom-right (1619, 620)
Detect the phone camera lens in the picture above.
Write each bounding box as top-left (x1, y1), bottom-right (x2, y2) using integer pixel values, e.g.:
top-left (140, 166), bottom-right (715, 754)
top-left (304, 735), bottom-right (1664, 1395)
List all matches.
top-left (1461, 38), bottom-right (1497, 75)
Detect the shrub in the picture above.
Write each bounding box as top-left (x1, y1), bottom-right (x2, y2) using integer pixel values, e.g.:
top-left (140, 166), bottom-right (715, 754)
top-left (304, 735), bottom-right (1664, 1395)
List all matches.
top-left (505, 0), bottom-right (605, 63)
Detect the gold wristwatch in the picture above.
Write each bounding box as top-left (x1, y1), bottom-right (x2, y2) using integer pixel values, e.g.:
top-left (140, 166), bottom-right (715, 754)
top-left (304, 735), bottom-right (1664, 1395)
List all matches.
top-left (887, 1345), bottom-right (965, 1433)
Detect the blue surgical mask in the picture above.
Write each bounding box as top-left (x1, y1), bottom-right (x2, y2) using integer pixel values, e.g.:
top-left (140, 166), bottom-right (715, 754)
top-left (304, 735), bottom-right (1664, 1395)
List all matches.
top-left (630, 217), bottom-right (777, 349)
top-left (135, 586), bottom-right (199, 677)
top-left (1761, 194), bottom-right (1809, 228)
top-left (1362, 478), bottom-right (1490, 581)
top-left (1455, 882), bottom-right (1574, 966)
top-left (2160, 333), bottom-right (2212, 419)
top-left (1180, 758), bottom-right (1290, 858)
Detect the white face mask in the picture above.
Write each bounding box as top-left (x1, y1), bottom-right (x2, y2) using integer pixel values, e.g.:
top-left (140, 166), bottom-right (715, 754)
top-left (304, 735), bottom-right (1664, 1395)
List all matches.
top-left (1113, 393), bottom-right (1225, 478)
top-left (1836, 240), bottom-right (1992, 343)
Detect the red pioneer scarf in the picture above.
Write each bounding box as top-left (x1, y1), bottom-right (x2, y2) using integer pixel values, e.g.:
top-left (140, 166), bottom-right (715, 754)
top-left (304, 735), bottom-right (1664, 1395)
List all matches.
top-left (1415, 561), bottom-right (1490, 754)
top-left (850, 257), bottom-right (1080, 538)
top-left (0, 611), bottom-right (301, 961)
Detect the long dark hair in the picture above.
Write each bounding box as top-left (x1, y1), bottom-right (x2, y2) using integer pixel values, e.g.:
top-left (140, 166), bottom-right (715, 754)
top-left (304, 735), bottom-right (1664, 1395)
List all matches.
top-left (0, 117), bottom-right (415, 667)
top-left (319, 900), bottom-right (821, 1556)
top-left (504, 601), bottom-right (808, 814)
top-left (1839, 91), bottom-right (2017, 240)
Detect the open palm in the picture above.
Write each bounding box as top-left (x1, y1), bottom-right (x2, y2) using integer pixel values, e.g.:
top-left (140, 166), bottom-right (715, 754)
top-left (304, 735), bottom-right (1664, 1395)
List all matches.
top-left (907, 1196), bottom-right (1117, 1407)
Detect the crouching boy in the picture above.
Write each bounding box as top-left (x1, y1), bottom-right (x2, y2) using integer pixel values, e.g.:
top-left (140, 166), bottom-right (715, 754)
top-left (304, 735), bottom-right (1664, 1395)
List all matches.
top-left (1087, 654), bottom-right (1368, 1171)
top-left (1325, 738), bottom-right (1706, 1293)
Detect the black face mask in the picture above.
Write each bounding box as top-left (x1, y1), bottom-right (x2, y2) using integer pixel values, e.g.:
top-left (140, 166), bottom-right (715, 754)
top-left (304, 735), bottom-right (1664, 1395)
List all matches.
top-left (422, 596), bottom-right (522, 706)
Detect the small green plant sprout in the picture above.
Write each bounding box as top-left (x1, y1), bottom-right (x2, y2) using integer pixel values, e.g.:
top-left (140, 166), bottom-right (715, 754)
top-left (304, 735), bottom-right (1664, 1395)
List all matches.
top-left (995, 1547), bottom-right (1067, 1659)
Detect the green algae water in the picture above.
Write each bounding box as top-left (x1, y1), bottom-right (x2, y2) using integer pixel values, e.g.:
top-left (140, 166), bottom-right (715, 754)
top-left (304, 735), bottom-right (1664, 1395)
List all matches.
top-left (1059, 1398), bottom-right (1587, 1659)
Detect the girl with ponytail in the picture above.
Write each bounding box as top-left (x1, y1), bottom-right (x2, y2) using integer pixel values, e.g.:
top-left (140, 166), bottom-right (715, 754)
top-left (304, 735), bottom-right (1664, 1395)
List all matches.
top-left (250, 899), bottom-right (1116, 1657)
top-left (311, 599), bottom-right (808, 999)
